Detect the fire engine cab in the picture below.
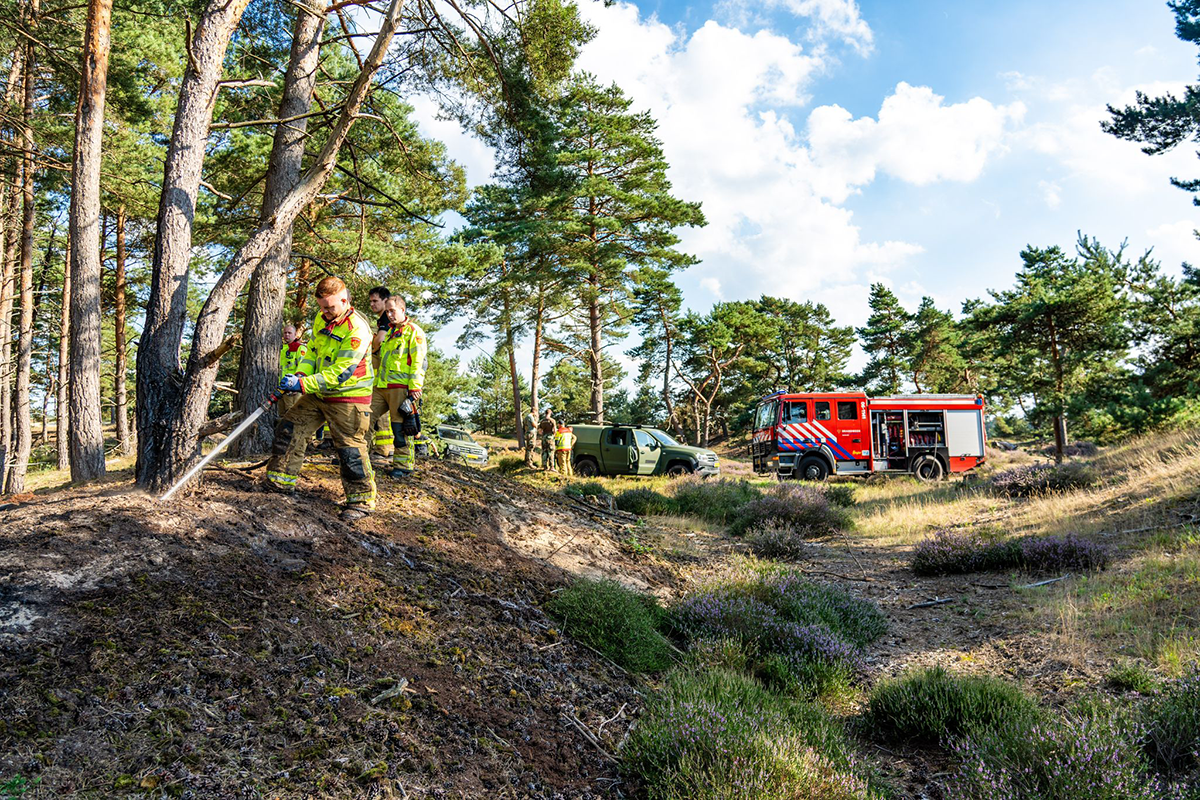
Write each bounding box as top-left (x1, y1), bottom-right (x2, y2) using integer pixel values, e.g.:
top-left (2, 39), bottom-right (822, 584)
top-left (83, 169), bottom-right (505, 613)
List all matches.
top-left (750, 391), bottom-right (987, 481)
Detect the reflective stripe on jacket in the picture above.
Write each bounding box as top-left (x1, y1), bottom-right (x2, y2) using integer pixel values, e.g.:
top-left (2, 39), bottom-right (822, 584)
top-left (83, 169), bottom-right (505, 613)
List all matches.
top-left (297, 309), bottom-right (374, 400)
top-left (375, 318), bottom-right (427, 392)
top-left (280, 340), bottom-right (307, 375)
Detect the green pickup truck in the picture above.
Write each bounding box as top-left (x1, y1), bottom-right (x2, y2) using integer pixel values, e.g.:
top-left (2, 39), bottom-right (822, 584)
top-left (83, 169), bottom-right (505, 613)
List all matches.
top-left (569, 424), bottom-right (720, 478)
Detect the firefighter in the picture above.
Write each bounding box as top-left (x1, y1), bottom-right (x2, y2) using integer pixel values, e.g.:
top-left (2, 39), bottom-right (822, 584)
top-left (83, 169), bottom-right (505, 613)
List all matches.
top-left (523, 409), bottom-right (537, 469)
top-left (368, 295), bottom-right (427, 479)
top-left (367, 286), bottom-right (394, 459)
top-left (268, 276), bottom-right (377, 521)
top-left (538, 408), bottom-right (557, 471)
top-left (278, 322), bottom-right (307, 417)
top-left (554, 424), bottom-right (576, 477)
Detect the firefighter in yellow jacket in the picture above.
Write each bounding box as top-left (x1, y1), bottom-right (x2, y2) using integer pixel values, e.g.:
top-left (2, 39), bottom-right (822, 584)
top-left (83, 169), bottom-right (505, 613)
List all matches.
top-left (554, 424), bottom-right (576, 476)
top-left (267, 276), bottom-right (377, 521)
top-left (278, 322), bottom-right (307, 416)
top-left (368, 295), bottom-right (427, 479)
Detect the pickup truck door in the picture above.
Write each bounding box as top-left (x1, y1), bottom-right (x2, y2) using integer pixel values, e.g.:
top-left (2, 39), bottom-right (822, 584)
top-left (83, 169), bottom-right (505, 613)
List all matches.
top-left (601, 427), bottom-right (637, 474)
top-left (634, 430), bottom-right (662, 475)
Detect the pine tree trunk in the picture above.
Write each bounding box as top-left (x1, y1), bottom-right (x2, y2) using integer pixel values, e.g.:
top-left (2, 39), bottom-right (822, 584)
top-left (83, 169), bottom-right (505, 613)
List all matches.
top-left (500, 267), bottom-right (523, 442)
top-left (9, 22), bottom-right (36, 494)
top-left (135, 0), bottom-right (252, 488)
top-left (138, 0), bottom-right (404, 491)
top-left (113, 204), bottom-right (128, 454)
top-left (65, 0), bottom-right (112, 482)
top-left (232, 5), bottom-right (322, 456)
top-left (56, 236), bottom-right (70, 469)
top-left (530, 288), bottom-right (544, 417)
top-left (588, 274), bottom-right (603, 424)
top-left (0, 29), bottom-right (26, 491)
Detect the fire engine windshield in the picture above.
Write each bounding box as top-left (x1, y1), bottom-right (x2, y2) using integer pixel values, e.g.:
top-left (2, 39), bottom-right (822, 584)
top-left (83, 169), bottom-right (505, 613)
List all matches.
top-left (754, 400), bottom-right (778, 430)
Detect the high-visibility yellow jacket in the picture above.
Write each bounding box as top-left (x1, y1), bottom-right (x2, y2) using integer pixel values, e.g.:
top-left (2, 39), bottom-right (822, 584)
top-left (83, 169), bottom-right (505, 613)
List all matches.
top-left (554, 429), bottom-right (575, 451)
top-left (297, 308), bottom-right (374, 402)
top-left (375, 318), bottom-right (427, 393)
top-left (280, 340), bottom-right (307, 375)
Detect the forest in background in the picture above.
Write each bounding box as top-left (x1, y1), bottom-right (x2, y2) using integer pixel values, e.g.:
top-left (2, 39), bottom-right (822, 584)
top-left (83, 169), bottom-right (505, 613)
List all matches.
top-left (0, 0), bottom-right (1198, 494)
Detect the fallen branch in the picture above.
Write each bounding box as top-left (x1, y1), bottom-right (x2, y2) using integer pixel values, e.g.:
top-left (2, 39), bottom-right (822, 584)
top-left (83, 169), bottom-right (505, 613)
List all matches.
top-left (563, 713), bottom-right (618, 764)
top-left (370, 677), bottom-right (409, 705)
top-left (907, 597), bottom-right (956, 609)
top-left (798, 567), bottom-right (876, 583)
top-left (198, 410), bottom-right (244, 438)
top-left (1017, 574), bottom-right (1069, 589)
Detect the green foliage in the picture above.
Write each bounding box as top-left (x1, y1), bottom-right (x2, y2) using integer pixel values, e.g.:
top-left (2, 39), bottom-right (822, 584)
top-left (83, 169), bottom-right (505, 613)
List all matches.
top-left (1144, 667), bottom-right (1200, 779)
top-left (670, 478), bottom-right (763, 524)
top-left (865, 666), bottom-right (1042, 744)
top-left (545, 578), bottom-right (672, 673)
top-left (857, 284), bottom-right (910, 394)
top-left (562, 481), bottom-right (612, 499)
top-left (615, 488), bottom-right (678, 516)
top-left (622, 668), bottom-right (882, 800)
top-left (495, 456), bottom-right (525, 474)
top-left (1107, 660), bottom-right (1160, 694)
top-left (0, 775), bottom-right (37, 799)
top-left (825, 485), bottom-right (857, 508)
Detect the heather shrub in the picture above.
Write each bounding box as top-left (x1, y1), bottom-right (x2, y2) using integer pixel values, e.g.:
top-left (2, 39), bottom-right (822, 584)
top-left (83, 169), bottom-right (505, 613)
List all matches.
top-left (545, 578), bottom-right (672, 673)
top-left (910, 530), bottom-right (1021, 576)
top-left (1039, 441), bottom-right (1099, 459)
top-left (1020, 533), bottom-right (1111, 572)
top-left (1145, 667), bottom-right (1200, 779)
top-left (747, 522), bottom-right (810, 560)
top-left (622, 667), bottom-right (883, 800)
top-left (672, 568), bottom-right (885, 694)
top-left (670, 477), bottom-right (762, 524)
top-left (989, 461), bottom-right (1098, 497)
top-left (865, 666), bottom-right (1041, 744)
top-left (616, 488), bottom-right (678, 516)
top-left (950, 708), bottom-right (1162, 800)
top-left (825, 484), bottom-right (857, 508)
top-left (911, 530), bottom-right (1110, 576)
top-left (562, 481), bottom-right (612, 500)
top-left (728, 484), bottom-right (852, 537)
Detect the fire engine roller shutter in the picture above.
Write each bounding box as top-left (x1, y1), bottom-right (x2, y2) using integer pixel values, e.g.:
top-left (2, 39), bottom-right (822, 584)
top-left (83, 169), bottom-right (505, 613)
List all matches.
top-left (945, 410), bottom-right (984, 457)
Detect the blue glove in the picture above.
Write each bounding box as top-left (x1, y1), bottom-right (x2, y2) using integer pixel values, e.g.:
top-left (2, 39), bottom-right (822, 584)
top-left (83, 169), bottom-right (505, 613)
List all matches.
top-left (279, 374), bottom-right (302, 393)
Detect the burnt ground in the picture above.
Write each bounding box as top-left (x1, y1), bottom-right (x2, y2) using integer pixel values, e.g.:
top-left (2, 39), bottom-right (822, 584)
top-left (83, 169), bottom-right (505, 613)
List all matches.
top-left (3, 453), bottom-right (1192, 799)
top-left (0, 459), bottom-right (663, 799)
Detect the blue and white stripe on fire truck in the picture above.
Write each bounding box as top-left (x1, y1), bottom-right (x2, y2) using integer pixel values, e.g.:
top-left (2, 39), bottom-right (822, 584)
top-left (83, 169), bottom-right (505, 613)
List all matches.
top-left (775, 421), bottom-right (855, 461)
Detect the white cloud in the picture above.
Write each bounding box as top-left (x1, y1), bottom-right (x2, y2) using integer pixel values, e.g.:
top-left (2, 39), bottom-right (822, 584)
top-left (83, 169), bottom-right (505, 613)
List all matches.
top-left (1039, 179), bottom-right (1062, 209)
top-left (1146, 220), bottom-right (1199, 266)
top-left (807, 83), bottom-right (1024, 200)
top-left (700, 277), bottom-right (724, 298)
top-left (574, 3), bottom-right (1009, 324)
top-left (718, 0), bottom-right (874, 54)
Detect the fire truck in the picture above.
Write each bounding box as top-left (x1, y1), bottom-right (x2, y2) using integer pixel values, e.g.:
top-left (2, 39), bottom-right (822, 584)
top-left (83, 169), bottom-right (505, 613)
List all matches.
top-left (750, 391), bottom-right (987, 481)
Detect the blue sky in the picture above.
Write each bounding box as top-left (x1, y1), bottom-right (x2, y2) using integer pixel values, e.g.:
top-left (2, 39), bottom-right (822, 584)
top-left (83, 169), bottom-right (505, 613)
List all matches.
top-left (414, 0), bottom-right (1199, 375)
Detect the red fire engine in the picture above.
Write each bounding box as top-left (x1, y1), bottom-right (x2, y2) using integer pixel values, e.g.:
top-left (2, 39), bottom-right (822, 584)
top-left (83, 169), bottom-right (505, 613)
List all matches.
top-left (750, 391), bottom-right (987, 481)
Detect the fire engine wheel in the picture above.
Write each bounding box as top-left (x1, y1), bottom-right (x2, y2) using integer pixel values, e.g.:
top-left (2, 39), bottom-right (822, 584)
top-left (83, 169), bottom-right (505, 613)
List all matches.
top-left (798, 456), bottom-right (830, 482)
top-left (912, 455), bottom-right (945, 482)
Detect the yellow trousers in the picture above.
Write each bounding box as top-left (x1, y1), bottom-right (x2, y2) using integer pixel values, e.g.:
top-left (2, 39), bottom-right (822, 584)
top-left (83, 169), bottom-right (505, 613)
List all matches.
top-left (555, 449), bottom-right (574, 476)
top-left (266, 395), bottom-right (376, 508)
top-left (369, 386), bottom-right (415, 471)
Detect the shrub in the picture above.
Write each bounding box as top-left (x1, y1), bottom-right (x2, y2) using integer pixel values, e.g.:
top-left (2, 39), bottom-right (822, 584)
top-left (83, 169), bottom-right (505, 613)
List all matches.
top-left (950, 708), bottom-right (1162, 800)
top-left (825, 484), bottom-right (857, 508)
top-left (495, 455), bottom-right (525, 474)
top-left (616, 488), bottom-right (678, 516)
top-left (670, 478), bottom-right (762, 524)
top-left (911, 530), bottom-right (1110, 576)
top-left (1039, 441), bottom-right (1099, 459)
top-left (911, 530), bottom-right (1021, 576)
top-left (1145, 667), bottom-right (1200, 779)
top-left (1019, 533), bottom-right (1111, 572)
top-left (865, 666), bottom-right (1041, 744)
top-left (728, 484), bottom-right (852, 537)
top-left (672, 568), bottom-right (884, 694)
top-left (747, 522), bottom-right (810, 560)
top-left (622, 667), bottom-right (882, 800)
top-left (1107, 660), bottom-right (1160, 694)
top-left (562, 481), bottom-right (612, 500)
top-left (990, 462), bottom-right (1098, 497)
top-left (545, 578), bottom-right (673, 673)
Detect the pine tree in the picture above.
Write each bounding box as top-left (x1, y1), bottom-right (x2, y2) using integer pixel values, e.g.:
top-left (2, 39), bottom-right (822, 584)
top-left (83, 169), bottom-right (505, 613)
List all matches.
top-left (857, 283), bottom-right (911, 394)
top-left (907, 297), bottom-right (966, 393)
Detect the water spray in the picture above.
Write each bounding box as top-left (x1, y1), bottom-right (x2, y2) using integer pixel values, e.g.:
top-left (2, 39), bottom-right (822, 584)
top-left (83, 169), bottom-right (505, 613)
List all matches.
top-left (160, 391), bottom-right (283, 502)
